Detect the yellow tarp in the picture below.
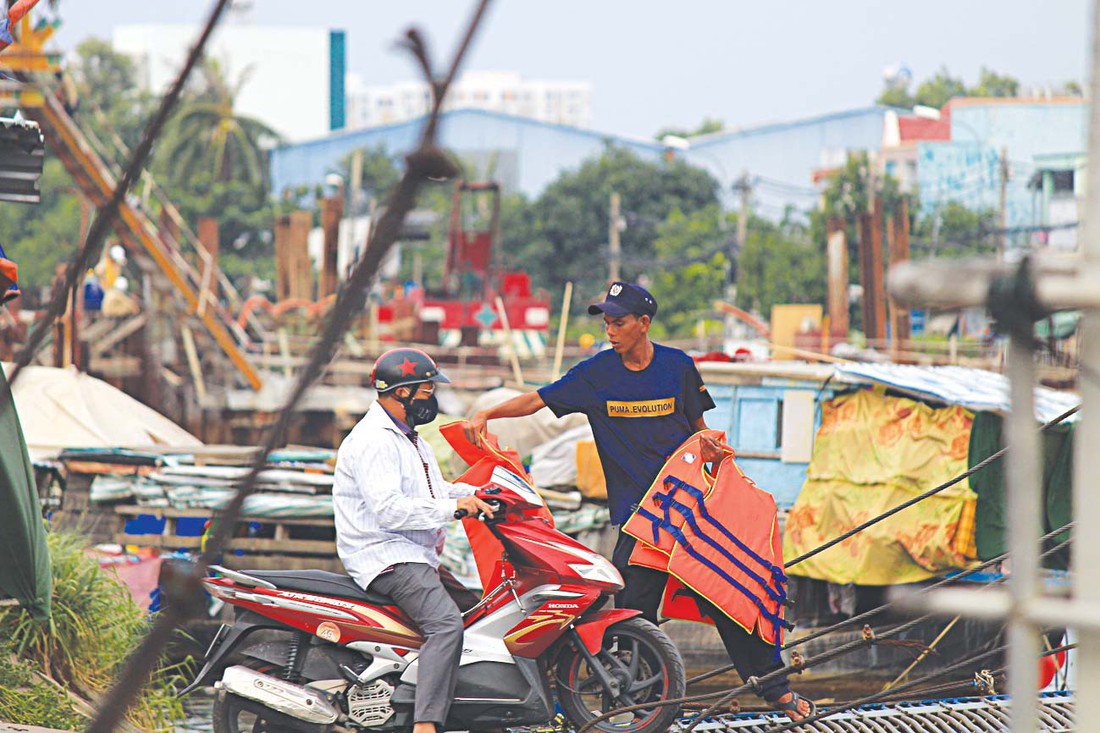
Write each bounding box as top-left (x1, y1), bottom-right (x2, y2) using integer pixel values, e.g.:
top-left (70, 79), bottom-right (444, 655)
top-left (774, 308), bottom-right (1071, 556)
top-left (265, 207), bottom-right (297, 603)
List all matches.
top-left (783, 389), bottom-right (977, 585)
top-left (575, 439), bottom-right (607, 500)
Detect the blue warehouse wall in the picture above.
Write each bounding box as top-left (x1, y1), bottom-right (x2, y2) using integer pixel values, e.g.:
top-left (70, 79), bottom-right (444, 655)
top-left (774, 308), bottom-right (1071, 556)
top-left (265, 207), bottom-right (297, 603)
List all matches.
top-left (270, 108), bottom-right (663, 200)
top-left (684, 107), bottom-right (892, 217)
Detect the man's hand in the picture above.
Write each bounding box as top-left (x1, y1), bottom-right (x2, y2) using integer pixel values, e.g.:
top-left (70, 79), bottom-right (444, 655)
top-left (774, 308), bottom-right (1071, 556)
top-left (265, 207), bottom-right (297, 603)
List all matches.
top-left (699, 434), bottom-right (728, 466)
top-left (464, 412), bottom-right (489, 448)
top-left (456, 494), bottom-right (495, 519)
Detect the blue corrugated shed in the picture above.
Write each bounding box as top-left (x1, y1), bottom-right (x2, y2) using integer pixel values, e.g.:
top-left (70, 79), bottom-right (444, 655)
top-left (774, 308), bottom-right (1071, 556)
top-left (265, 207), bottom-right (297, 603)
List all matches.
top-left (684, 107), bottom-right (893, 213)
top-left (269, 108), bottom-right (663, 200)
top-left (269, 106), bottom-right (894, 214)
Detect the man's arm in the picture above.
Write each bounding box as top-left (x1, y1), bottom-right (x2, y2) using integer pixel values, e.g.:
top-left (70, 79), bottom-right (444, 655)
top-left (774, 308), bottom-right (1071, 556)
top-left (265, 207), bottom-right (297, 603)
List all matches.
top-left (465, 390), bottom-right (547, 446)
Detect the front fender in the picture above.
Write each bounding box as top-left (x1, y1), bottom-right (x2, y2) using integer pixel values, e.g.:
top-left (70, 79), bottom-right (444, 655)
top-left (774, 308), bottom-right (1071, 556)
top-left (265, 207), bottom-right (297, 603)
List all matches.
top-left (573, 609), bottom-right (641, 655)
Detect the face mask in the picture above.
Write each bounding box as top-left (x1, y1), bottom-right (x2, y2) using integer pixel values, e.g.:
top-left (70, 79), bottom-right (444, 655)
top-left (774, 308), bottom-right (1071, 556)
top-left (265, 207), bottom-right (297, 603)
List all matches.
top-left (403, 392), bottom-right (439, 429)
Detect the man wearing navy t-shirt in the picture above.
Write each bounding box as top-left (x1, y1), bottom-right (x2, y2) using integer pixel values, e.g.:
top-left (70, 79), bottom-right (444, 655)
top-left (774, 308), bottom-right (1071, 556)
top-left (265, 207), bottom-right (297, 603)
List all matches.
top-left (467, 281), bottom-right (815, 722)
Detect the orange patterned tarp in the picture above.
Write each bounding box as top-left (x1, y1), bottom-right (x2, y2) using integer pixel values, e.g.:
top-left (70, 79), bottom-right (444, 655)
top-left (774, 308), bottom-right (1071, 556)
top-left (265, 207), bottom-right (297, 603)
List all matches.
top-left (783, 388), bottom-right (977, 585)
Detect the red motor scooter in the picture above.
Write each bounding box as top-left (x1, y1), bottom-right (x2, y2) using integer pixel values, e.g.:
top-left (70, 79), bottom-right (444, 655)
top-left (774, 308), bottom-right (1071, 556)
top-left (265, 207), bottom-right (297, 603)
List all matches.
top-left (182, 463), bottom-right (685, 733)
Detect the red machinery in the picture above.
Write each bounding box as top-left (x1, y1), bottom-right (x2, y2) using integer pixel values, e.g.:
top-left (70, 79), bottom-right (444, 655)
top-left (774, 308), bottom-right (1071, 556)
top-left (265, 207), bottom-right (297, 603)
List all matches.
top-left (381, 181), bottom-right (550, 345)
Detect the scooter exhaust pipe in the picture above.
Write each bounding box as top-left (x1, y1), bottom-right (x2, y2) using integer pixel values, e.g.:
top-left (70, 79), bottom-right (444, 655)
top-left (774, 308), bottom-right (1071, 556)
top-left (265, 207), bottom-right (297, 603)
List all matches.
top-left (217, 665), bottom-right (340, 725)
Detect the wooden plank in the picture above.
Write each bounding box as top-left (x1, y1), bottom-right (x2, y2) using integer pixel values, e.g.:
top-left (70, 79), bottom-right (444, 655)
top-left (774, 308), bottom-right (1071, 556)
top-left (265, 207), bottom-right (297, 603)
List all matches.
top-left (115, 532), bottom-right (336, 555)
top-left (113, 505), bottom-right (335, 528)
top-left (319, 195), bottom-right (342, 298)
top-left (64, 461), bottom-right (155, 476)
top-left (181, 325), bottom-right (207, 403)
top-left (91, 313), bottom-right (148, 356)
top-left (220, 554), bottom-right (345, 572)
top-left (87, 355), bottom-right (142, 377)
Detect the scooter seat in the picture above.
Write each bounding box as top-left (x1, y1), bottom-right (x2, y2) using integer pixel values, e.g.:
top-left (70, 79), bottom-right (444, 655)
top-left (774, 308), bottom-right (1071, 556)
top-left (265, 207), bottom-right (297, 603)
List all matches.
top-left (240, 569), bottom-right (395, 605)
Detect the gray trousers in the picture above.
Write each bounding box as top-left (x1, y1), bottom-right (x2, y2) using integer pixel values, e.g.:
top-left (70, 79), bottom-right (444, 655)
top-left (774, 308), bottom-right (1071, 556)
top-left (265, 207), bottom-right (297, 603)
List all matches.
top-left (368, 563), bottom-right (468, 725)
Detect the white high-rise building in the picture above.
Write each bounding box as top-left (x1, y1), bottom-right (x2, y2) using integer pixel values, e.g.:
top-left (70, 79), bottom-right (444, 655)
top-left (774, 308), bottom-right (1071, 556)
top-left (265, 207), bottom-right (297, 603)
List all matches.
top-left (346, 70), bottom-right (592, 130)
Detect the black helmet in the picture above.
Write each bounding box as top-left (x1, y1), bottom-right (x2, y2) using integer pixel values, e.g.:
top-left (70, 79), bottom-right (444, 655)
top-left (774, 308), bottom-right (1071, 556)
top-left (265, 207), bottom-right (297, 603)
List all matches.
top-left (371, 348), bottom-right (451, 393)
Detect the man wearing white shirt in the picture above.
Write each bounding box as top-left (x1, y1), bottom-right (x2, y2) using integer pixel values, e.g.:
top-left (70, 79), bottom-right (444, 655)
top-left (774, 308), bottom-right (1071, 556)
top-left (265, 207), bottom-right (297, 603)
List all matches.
top-left (334, 348), bottom-right (494, 733)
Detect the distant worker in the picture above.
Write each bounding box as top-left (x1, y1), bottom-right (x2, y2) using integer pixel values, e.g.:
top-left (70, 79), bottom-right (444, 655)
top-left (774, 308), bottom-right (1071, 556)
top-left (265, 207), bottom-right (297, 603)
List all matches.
top-left (466, 281), bottom-right (816, 722)
top-left (334, 348), bottom-right (495, 733)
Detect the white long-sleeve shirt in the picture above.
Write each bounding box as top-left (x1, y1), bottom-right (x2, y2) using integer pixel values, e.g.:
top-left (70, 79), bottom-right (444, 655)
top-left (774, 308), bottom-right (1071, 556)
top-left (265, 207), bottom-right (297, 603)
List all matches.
top-left (333, 401), bottom-right (474, 590)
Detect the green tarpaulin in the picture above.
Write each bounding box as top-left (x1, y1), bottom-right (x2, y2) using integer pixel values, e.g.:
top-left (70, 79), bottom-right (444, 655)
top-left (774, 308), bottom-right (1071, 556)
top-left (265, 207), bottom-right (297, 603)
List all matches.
top-left (968, 411), bottom-right (1073, 570)
top-left (0, 365), bottom-right (50, 619)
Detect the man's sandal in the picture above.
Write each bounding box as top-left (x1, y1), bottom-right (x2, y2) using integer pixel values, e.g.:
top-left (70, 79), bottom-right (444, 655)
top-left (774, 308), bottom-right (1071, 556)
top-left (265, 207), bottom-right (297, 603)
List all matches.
top-left (773, 692), bottom-right (817, 722)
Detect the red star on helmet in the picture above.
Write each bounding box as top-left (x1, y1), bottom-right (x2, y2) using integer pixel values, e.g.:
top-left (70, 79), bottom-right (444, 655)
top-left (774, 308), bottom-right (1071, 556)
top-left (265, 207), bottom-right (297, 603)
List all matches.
top-left (399, 357), bottom-right (418, 377)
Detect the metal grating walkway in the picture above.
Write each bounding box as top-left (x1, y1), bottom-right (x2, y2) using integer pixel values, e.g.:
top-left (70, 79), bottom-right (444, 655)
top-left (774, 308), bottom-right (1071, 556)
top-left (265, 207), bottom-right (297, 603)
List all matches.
top-left (672, 692), bottom-right (1075, 733)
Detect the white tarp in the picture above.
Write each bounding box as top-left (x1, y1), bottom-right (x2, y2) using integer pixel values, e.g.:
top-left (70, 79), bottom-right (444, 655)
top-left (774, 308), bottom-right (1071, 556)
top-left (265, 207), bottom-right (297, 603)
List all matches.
top-left (467, 387), bottom-right (588, 459)
top-left (2, 363), bottom-right (201, 460)
top-left (530, 424), bottom-right (593, 489)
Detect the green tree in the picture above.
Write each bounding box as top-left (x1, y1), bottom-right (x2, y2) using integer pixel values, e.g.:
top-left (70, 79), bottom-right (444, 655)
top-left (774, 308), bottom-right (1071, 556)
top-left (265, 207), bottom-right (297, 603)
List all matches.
top-left (876, 85), bottom-right (915, 109)
top-left (912, 200), bottom-right (999, 258)
top-left (735, 213), bottom-right (826, 317)
top-left (1058, 80), bottom-right (1084, 97)
top-left (914, 68), bottom-right (967, 108)
top-left (654, 117), bottom-right (724, 141)
top-left (647, 206), bottom-right (732, 337)
top-left (335, 144), bottom-right (403, 205)
top-left (517, 146), bottom-right (719, 311)
top-left (0, 159), bottom-right (84, 303)
top-left (70, 38), bottom-right (157, 152)
top-left (971, 67), bottom-right (1019, 98)
top-left (162, 60), bottom-right (280, 189)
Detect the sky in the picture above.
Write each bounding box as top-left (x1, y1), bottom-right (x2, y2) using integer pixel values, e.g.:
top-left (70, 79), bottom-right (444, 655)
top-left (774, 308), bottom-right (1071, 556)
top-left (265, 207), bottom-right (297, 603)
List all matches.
top-left (54, 0), bottom-right (1093, 140)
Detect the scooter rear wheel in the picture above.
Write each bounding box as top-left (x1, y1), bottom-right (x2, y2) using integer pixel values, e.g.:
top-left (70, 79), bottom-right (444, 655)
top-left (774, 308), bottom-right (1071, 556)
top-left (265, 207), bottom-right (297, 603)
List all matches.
top-left (555, 617), bottom-right (685, 733)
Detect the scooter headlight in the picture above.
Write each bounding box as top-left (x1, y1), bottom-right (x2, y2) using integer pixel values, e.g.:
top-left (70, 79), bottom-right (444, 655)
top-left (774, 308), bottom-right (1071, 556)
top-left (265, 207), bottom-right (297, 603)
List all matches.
top-left (568, 556), bottom-right (624, 590)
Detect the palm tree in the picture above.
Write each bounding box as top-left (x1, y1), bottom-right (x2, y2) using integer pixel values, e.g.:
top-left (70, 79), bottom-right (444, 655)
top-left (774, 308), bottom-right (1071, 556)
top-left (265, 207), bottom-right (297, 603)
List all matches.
top-left (164, 59), bottom-right (281, 192)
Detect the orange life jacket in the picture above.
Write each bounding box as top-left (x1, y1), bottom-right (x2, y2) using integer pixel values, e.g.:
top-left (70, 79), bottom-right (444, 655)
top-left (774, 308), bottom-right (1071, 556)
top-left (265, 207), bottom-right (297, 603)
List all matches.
top-left (622, 430), bottom-right (789, 649)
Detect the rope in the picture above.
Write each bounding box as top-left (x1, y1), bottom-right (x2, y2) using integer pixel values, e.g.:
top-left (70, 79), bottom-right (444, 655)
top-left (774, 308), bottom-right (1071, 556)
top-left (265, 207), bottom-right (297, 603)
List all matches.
top-left (761, 642), bottom-right (1077, 733)
top-left (687, 521), bottom-right (1074, 687)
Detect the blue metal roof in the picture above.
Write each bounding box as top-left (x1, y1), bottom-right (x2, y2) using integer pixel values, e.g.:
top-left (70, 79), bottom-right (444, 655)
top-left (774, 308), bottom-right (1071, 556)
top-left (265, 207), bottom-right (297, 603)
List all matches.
top-left (269, 108), bottom-right (663, 199)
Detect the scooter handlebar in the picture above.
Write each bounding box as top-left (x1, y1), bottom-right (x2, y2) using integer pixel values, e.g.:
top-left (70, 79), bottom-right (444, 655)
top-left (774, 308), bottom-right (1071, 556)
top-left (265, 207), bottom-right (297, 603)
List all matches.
top-left (453, 498), bottom-right (504, 521)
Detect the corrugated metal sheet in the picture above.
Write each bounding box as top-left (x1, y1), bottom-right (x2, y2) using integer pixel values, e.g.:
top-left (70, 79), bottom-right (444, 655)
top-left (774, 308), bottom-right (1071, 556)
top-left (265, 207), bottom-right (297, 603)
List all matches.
top-left (835, 363), bottom-right (1079, 424)
top-left (676, 692), bottom-right (1074, 733)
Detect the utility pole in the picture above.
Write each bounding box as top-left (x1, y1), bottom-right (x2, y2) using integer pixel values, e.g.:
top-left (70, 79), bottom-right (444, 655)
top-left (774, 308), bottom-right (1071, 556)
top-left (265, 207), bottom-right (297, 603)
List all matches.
top-left (608, 191), bottom-right (622, 283)
top-left (826, 218), bottom-right (848, 336)
top-left (888, 197), bottom-right (911, 357)
top-left (998, 146), bottom-right (1009, 259)
top-left (732, 171), bottom-right (751, 303)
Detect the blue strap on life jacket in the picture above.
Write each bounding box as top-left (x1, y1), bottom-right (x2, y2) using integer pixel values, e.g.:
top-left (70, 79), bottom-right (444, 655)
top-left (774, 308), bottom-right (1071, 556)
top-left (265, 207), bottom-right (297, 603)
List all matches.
top-left (664, 476), bottom-right (789, 589)
top-left (635, 503), bottom-right (789, 661)
top-left (655, 490), bottom-right (785, 604)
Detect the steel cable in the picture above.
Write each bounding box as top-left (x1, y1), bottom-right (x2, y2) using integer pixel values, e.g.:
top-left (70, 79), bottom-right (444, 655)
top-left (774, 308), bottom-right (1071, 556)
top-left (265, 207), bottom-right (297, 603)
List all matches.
top-left (577, 530), bottom-right (1077, 733)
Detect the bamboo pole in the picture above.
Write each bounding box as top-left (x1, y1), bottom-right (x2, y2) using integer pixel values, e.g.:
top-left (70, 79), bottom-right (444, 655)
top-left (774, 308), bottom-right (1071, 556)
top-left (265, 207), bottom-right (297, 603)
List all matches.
top-left (494, 295), bottom-right (525, 386)
top-left (551, 281), bottom-right (573, 380)
top-left (181, 325), bottom-right (206, 404)
top-left (883, 615), bottom-right (960, 690)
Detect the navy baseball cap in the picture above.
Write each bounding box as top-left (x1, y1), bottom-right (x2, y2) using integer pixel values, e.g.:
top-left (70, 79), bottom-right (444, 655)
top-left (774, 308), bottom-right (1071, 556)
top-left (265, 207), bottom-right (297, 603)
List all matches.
top-left (588, 281), bottom-right (658, 318)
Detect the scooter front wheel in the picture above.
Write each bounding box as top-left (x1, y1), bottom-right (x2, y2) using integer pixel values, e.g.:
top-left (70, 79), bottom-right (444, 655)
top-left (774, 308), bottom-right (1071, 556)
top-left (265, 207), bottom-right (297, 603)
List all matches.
top-left (554, 617), bottom-right (685, 733)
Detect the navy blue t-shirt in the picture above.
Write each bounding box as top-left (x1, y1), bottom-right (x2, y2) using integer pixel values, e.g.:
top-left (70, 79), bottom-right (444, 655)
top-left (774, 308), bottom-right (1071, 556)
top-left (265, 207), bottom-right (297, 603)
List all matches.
top-left (538, 343), bottom-right (716, 524)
